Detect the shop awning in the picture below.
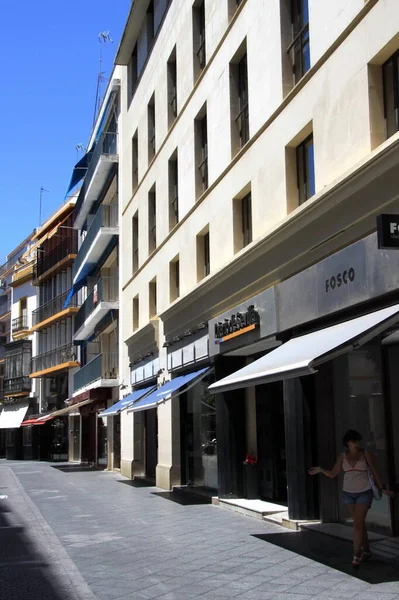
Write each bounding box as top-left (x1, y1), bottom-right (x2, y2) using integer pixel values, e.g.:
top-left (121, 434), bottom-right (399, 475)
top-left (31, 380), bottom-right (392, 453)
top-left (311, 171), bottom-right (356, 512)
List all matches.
top-left (98, 386), bottom-right (156, 418)
top-left (37, 398), bottom-right (96, 422)
top-left (21, 417), bottom-right (46, 427)
top-left (0, 401), bottom-right (30, 429)
top-left (128, 367), bottom-right (210, 413)
top-left (208, 303), bottom-right (399, 394)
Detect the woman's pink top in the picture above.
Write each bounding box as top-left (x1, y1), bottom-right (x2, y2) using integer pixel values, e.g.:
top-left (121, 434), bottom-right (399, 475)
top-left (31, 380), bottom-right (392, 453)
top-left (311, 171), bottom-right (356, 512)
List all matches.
top-left (342, 453), bottom-right (370, 493)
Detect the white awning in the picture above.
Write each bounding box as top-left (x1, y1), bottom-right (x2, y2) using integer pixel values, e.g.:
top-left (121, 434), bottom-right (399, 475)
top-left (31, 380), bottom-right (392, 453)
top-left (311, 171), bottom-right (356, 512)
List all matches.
top-left (208, 304), bottom-right (399, 394)
top-left (0, 401), bottom-right (30, 429)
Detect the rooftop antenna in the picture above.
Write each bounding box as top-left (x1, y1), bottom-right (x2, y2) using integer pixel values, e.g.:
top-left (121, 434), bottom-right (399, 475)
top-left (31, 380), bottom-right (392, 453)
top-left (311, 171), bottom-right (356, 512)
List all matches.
top-left (39, 187), bottom-right (50, 227)
top-left (75, 143), bottom-right (85, 161)
top-left (93, 31), bottom-right (113, 127)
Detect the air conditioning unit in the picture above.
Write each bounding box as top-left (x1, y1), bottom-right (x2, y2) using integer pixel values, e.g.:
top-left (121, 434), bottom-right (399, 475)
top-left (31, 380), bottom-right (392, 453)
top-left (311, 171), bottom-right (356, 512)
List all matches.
top-left (0, 279), bottom-right (6, 289)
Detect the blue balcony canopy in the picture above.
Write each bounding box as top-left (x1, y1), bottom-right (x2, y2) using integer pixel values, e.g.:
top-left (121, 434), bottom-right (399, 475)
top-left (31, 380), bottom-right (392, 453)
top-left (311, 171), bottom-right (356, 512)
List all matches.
top-left (98, 386), bottom-right (156, 418)
top-left (64, 146), bottom-right (94, 198)
top-left (128, 367), bottom-right (210, 413)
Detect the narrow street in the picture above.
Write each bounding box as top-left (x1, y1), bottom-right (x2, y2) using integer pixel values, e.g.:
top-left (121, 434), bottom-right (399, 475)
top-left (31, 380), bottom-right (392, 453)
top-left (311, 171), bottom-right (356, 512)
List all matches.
top-left (1, 461), bottom-right (399, 600)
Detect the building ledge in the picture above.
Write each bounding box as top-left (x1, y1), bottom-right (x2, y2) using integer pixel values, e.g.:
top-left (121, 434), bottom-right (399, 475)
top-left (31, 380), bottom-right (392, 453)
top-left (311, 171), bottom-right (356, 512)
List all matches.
top-left (4, 391), bottom-right (30, 398)
top-left (73, 378), bottom-right (120, 397)
top-left (31, 307), bottom-right (79, 332)
top-left (12, 329), bottom-right (32, 341)
top-left (30, 361), bottom-right (80, 379)
top-left (33, 255), bottom-right (77, 285)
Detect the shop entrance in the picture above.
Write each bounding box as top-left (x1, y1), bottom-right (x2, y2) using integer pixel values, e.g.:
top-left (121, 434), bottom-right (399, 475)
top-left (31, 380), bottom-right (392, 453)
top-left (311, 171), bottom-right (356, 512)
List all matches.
top-left (81, 414), bottom-right (96, 464)
top-left (113, 415), bottom-right (121, 469)
top-left (144, 408), bottom-right (157, 479)
top-left (97, 418), bottom-right (107, 466)
top-left (383, 342), bottom-right (399, 535)
top-left (70, 416), bottom-right (80, 462)
top-left (256, 382), bottom-right (287, 503)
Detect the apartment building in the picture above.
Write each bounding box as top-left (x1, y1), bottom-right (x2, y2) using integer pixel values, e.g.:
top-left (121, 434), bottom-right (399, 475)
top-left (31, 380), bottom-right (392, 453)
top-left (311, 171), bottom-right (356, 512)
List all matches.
top-left (114, 0), bottom-right (399, 534)
top-left (0, 234), bottom-right (38, 459)
top-left (64, 74), bottom-right (120, 468)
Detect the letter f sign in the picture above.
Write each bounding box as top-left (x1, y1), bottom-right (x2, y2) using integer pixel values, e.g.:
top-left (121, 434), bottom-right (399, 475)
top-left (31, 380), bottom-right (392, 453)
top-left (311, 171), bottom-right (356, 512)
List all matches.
top-left (390, 222), bottom-right (398, 234)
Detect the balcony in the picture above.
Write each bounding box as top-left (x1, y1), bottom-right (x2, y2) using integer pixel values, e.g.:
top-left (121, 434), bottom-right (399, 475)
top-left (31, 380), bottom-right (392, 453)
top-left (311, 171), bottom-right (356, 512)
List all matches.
top-left (0, 299), bottom-right (11, 318)
top-left (74, 277), bottom-right (118, 341)
top-left (74, 131), bottom-right (118, 229)
top-left (73, 353), bottom-right (119, 393)
top-left (12, 316), bottom-right (30, 340)
top-left (73, 204), bottom-right (118, 284)
top-left (34, 235), bottom-right (78, 284)
top-left (30, 343), bottom-right (80, 378)
top-left (32, 289), bottom-right (81, 331)
top-left (10, 263), bottom-right (34, 287)
top-left (4, 376), bottom-right (31, 397)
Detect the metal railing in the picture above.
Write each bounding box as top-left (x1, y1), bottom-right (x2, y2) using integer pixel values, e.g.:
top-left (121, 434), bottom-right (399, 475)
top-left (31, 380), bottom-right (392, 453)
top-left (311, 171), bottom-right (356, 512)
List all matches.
top-left (12, 316), bottom-right (28, 333)
top-left (0, 299), bottom-right (11, 317)
top-left (73, 352), bottom-right (118, 392)
top-left (74, 277), bottom-right (118, 334)
top-left (4, 376), bottom-right (31, 395)
top-left (35, 235), bottom-right (78, 280)
top-left (0, 347), bottom-right (5, 361)
top-left (75, 131), bottom-right (118, 217)
top-left (31, 343), bottom-right (79, 374)
top-left (32, 289), bottom-right (81, 327)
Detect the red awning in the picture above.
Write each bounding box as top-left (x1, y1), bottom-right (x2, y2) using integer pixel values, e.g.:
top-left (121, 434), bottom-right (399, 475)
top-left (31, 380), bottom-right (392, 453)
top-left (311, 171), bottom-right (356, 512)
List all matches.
top-left (21, 418), bottom-right (46, 427)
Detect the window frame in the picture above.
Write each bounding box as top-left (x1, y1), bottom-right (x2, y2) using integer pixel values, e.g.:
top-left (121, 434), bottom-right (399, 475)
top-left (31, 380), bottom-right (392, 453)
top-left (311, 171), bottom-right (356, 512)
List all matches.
top-left (296, 133), bottom-right (315, 205)
top-left (382, 49), bottom-right (399, 139)
top-left (287, 0), bottom-right (310, 84)
top-left (235, 53), bottom-right (249, 147)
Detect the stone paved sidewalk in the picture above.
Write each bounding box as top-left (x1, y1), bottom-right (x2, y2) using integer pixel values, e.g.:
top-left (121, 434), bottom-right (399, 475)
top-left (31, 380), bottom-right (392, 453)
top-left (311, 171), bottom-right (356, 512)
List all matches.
top-left (1, 460), bottom-right (399, 600)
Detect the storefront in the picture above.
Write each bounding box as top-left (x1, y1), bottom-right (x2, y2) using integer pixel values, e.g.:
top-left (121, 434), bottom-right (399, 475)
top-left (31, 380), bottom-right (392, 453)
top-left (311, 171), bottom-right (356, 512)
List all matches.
top-left (209, 231), bottom-right (399, 535)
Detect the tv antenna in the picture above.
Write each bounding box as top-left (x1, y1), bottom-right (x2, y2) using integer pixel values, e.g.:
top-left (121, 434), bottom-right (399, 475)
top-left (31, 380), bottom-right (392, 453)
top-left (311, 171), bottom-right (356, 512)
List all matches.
top-left (93, 31), bottom-right (113, 127)
top-left (39, 187), bottom-right (50, 227)
top-left (75, 143), bottom-right (85, 161)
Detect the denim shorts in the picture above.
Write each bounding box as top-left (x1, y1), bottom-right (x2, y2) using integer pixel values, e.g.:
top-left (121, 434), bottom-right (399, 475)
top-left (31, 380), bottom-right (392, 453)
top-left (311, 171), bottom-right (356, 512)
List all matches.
top-left (342, 489), bottom-right (373, 505)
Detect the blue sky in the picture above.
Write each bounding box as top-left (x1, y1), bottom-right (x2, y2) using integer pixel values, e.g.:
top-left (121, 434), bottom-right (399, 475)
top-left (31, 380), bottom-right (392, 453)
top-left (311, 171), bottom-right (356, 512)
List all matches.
top-left (0, 0), bottom-right (130, 263)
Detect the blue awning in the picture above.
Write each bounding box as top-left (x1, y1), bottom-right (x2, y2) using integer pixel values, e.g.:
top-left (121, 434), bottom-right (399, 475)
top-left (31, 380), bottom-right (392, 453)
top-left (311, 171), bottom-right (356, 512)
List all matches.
top-left (128, 367), bottom-right (210, 413)
top-left (64, 146), bottom-right (94, 198)
top-left (98, 386), bottom-right (156, 418)
top-left (63, 280), bottom-right (85, 310)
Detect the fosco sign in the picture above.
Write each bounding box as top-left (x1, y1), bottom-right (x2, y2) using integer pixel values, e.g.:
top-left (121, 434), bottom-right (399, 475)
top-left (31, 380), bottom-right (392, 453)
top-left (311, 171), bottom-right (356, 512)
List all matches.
top-left (377, 214), bottom-right (399, 250)
top-left (325, 268), bottom-right (355, 293)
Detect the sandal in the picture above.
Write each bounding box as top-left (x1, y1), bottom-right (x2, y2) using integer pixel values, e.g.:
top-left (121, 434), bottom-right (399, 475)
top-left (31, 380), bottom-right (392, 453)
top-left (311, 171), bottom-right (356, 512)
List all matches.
top-left (352, 556), bottom-right (361, 568)
top-left (360, 550), bottom-right (372, 562)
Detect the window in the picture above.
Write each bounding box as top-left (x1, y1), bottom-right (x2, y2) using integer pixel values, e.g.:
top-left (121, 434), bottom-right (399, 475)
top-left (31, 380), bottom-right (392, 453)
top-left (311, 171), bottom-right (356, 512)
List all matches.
top-left (230, 47), bottom-right (249, 156)
top-left (296, 134), bottom-right (315, 205)
top-left (169, 257), bottom-right (180, 302)
top-left (288, 0), bottom-right (310, 84)
top-left (149, 279), bottom-right (157, 318)
top-left (146, 1), bottom-right (155, 52)
top-left (195, 108), bottom-right (208, 198)
top-left (383, 50), bottom-right (399, 139)
top-left (148, 187), bottom-right (157, 254)
top-left (233, 192), bottom-right (252, 252)
top-left (196, 228), bottom-right (210, 281)
top-left (168, 151), bottom-right (179, 230)
top-left (132, 130), bottom-right (138, 192)
top-left (132, 212), bottom-right (139, 273)
top-left (130, 44), bottom-right (138, 97)
top-left (167, 47), bottom-right (177, 127)
top-left (148, 95), bottom-right (156, 162)
top-left (193, 0), bottom-right (206, 81)
top-left (133, 295), bottom-right (139, 331)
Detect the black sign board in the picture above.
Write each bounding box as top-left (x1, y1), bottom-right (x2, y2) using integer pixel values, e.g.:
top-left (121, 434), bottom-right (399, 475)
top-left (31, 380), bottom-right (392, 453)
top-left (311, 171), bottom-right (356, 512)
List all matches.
top-left (377, 214), bottom-right (399, 250)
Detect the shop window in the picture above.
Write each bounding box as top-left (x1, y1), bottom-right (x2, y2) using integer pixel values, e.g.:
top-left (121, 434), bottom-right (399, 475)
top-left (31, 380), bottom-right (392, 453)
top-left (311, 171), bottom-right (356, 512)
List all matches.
top-left (132, 130), bottom-right (139, 192)
top-left (230, 44), bottom-right (249, 156)
top-left (193, 0), bottom-right (206, 81)
top-left (169, 257), bottom-right (180, 302)
top-left (148, 94), bottom-right (156, 163)
top-left (149, 279), bottom-right (157, 318)
top-left (167, 46), bottom-right (177, 127)
top-left (148, 186), bottom-right (157, 254)
top-left (233, 191), bottom-right (252, 253)
top-left (132, 212), bottom-right (139, 274)
top-left (296, 134), bottom-right (315, 205)
top-left (194, 106), bottom-right (208, 199)
top-left (196, 228), bottom-right (210, 281)
top-left (133, 295), bottom-right (139, 331)
top-left (287, 0), bottom-right (310, 84)
top-left (168, 151), bottom-right (179, 230)
top-left (383, 49), bottom-right (399, 139)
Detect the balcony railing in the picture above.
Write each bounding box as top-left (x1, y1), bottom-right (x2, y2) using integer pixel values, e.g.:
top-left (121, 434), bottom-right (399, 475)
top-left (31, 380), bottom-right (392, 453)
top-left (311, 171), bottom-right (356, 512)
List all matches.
top-left (0, 299), bottom-right (11, 317)
top-left (74, 352), bottom-right (118, 392)
top-left (4, 376), bottom-right (31, 395)
top-left (35, 235), bottom-right (78, 281)
top-left (75, 131), bottom-right (118, 218)
top-left (74, 277), bottom-right (118, 334)
top-left (12, 316), bottom-right (28, 333)
top-left (0, 347), bottom-right (5, 361)
top-left (31, 343), bottom-right (79, 375)
top-left (32, 289), bottom-right (81, 328)
top-left (73, 204), bottom-right (118, 279)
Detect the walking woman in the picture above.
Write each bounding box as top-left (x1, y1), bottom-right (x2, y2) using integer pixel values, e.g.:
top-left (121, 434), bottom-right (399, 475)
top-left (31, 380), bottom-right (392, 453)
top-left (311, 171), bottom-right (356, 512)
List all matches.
top-left (309, 429), bottom-right (394, 568)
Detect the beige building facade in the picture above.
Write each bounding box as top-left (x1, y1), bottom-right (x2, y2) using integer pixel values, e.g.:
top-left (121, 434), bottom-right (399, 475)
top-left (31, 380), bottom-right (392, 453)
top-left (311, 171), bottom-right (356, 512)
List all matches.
top-left (116, 0), bottom-right (399, 529)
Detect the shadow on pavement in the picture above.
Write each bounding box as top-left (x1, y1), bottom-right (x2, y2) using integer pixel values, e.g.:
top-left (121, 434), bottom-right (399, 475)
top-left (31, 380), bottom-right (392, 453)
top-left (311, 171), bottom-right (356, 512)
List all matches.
top-left (253, 530), bottom-right (399, 584)
top-left (151, 490), bottom-right (212, 505)
top-left (117, 478), bottom-right (156, 488)
top-left (51, 463), bottom-right (104, 473)
top-left (0, 503), bottom-right (74, 599)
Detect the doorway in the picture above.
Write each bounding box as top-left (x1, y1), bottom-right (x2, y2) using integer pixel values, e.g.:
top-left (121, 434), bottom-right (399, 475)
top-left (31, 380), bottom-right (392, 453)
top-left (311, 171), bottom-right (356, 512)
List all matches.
top-left (383, 343), bottom-right (399, 535)
top-left (256, 382), bottom-right (287, 503)
top-left (70, 416), bottom-right (80, 462)
top-left (97, 418), bottom-right (107, 466)
top-left (145, 408), bottom-right (157, 479)
top-left (113, 415), bottom-right (121, 469)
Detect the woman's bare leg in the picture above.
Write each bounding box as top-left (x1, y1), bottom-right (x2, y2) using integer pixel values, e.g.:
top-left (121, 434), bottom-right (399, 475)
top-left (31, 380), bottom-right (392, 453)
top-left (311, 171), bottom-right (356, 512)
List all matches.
top-left (353, 504), bottom-right (369, 558)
